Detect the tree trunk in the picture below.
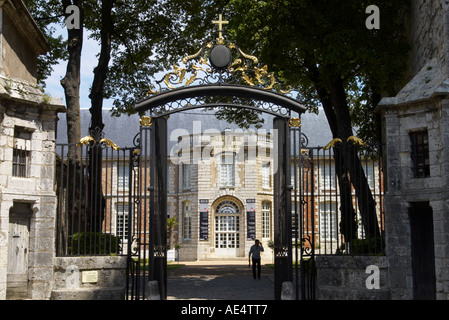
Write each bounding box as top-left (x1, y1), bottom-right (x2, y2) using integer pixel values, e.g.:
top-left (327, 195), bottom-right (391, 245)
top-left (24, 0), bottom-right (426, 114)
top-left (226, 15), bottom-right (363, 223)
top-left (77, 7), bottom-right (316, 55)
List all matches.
top-left (58, 0), bottom-right (85, 254)
top-left (334, 146), bottom-right (358, 243)
top-left (61, 0), bottom-right (83, 160)
top-left (87, 0), bottom-right (114, 232)
top-left (326, 72), bottom-right (381, 239)
top-left (305, 59), bottom-right (380, 242)
top-left (89, 0), bottom-right (113, 132)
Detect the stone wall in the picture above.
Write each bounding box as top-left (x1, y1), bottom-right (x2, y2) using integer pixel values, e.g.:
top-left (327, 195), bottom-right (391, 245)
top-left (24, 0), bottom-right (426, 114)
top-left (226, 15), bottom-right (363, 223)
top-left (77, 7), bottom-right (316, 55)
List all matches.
top-left (51, 256), bottom-right (127, 300)
top-left (316, 256), bottom-right (390, 300)
top-left (379, 97), bottom-right (449, 299)
top-left (407, 0), bottom-right (449, 79)
top-left (0, 105), bottom-right (62, 300)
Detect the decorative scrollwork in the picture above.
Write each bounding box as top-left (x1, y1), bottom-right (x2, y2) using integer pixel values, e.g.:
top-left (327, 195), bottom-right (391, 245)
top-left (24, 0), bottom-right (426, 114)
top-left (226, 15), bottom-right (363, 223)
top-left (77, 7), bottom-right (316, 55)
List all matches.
top-left (99, 138), bottom-right (120, 150)
top-left (148, 96), bottom-right (291, 117)
top-left (323, 136), bottom-right (366, 150)
top-left (89, 126), bottom-right (105, 142)
top-left (301, 132), bottom-right (309, 148)
top-left (182, 47), bottom-right (204, 64)
top-left (77, 136), bottom-right (95, 147)
top-left (301, 236), bottom-right (314, 258)
top-left (347, 136), bottom-right (366, 146)
top-left (146, 31), bottom-right (292, 96)
top-left (323, 138), bottom-right (343, 150)
top-left (76, 128), bottom-right (120, 151)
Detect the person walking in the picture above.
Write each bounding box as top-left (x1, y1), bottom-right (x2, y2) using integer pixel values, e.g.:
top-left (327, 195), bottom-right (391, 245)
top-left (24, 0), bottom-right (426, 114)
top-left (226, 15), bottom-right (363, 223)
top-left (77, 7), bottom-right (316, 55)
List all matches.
top-left (249, 239), bottom-right (264, 279)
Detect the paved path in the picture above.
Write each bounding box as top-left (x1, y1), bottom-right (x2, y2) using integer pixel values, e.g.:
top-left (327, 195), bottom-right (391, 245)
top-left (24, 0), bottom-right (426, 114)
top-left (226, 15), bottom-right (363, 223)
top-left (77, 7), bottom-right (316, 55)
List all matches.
top-left (167, 260), bottom-right (274, 300)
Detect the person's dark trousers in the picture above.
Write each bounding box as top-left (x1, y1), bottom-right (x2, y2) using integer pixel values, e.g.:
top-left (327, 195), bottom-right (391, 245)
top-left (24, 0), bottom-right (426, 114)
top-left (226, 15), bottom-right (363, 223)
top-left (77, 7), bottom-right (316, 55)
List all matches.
top-left (252, 258), bottom-right (261, 279)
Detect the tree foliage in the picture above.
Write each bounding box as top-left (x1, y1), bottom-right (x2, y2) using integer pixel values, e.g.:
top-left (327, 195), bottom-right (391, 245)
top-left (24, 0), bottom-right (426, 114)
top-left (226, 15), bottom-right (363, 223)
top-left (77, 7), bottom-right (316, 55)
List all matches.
top-left (223, 0), bottom-right (409, 143)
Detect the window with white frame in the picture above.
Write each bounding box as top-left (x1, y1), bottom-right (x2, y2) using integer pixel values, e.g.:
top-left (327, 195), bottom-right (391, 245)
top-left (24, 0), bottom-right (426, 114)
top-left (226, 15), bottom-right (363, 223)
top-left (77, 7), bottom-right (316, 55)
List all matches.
top-left (364, 165), bottom-right (375, 189)
top-left (262, 201), bottom-right (271, 239)
top-left (220, 154), bottom-right (235, 187)
top-left (319, 202), bottom-right (338, 241)
top-left (116, 203), bottom-right (129, 239)
top-left (183, 164), bottom-right (191, 189)
top-left (183, 201), bottom-right (192, 240)
top-left (262, 162), bottom-right (271, 188)
top-left (118, 164), bottom-right (130, 189)
top-left (320, 163), bottom-right (336, 190)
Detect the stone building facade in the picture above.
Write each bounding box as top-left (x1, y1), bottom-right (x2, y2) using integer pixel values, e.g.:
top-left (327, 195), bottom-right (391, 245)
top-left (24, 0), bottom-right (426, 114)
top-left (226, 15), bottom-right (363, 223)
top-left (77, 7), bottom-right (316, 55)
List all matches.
top-left (0, 0), bottom-right (64, 299)
top-left (377, 0), bottom-right (449, 300)
top-left (168, 128), bottom-right (276, 261)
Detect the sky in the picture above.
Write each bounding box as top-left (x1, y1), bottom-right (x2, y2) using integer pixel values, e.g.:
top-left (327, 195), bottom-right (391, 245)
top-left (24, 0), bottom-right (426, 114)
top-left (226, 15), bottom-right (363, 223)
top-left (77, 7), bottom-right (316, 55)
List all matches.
top-left (44, 29), bottom-right (114, 110)
top-left (43, 26), bottom-right (305, 120)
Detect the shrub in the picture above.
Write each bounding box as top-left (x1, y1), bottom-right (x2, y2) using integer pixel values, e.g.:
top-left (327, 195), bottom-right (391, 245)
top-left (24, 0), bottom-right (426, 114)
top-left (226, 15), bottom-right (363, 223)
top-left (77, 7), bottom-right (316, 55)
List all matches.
top-left (336, 237), bottom-right (384, 255)
top-left (69, 232), bottom-right (121, 255)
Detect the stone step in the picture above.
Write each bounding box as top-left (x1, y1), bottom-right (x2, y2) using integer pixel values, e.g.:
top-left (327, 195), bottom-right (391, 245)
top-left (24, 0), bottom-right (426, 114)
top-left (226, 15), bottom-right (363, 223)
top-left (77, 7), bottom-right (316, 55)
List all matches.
top-left (50, 287), bottom-right (125, 300)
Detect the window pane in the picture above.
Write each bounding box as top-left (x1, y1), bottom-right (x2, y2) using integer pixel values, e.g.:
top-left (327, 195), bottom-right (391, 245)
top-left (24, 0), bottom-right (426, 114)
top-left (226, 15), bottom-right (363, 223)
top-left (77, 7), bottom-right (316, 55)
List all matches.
top-left (220, 155), bottom-right (235, 186)
top-left (116, 203), bottom-right (129, 238)
top-left (183, 202), bottom-right (192, 239)
top-left (118, 165), bottom-right (130, 189)
top-left (320, 202), bottom-right (338, 241)
top-left (262, 162), bottom-right (270, 188)
top-left (321, 163), bottom-right (336, 189)
top-left (12, 148), bottom-right (29, 178)
top-left (410, 130), bottom-right (430, 178)
top-left (183, 164), bottom-right (191, 188)
top-left (262, 202), bottom-right (271, 238)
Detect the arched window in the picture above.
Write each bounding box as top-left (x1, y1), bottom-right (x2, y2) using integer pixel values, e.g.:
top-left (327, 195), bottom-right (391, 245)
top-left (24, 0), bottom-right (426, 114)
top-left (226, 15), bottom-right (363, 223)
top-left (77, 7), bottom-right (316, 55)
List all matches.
top-left (214, 200), bottom-right (240, 251)
top-left (215, 200), bottom-right (239, 214)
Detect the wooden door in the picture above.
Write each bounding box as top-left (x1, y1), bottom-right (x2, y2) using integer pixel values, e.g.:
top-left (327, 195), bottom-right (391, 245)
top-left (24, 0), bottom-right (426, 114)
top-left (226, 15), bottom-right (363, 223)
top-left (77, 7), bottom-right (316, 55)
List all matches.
top-left (7, 215), bottom-right (30, 299)
top-left (409, 202), bottom-right (436, 300)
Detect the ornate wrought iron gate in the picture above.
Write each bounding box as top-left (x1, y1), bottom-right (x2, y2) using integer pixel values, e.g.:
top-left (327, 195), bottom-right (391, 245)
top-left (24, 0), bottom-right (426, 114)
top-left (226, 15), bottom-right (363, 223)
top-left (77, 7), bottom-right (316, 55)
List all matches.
top-left (290, 120), bottom-right (316, 300)
top-left (130, 16), bottom-right (308, 299)
top-left (126, 116), bottom-right (169, 300)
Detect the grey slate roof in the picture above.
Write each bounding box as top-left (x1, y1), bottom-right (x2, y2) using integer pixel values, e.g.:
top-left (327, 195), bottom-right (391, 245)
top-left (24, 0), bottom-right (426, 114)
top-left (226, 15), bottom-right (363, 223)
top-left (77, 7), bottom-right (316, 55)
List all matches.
top-left (378, 58), bottom-right (449, 108)
top-left (56, 108), bottom-right (333, 149)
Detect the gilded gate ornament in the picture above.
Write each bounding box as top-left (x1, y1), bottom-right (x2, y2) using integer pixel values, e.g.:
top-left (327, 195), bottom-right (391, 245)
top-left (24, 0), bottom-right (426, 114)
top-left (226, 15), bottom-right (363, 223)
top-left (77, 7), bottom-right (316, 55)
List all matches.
top-left (77, 135), bottom-right (95, 147)
top-left (77, 136), bottom-right (120, 150)
top-left (289, 118), bottom-right (301, 128)
top-left (347, 136), bottom-right (367, 146)
top-left (323, 136), bottom-right (366, 150)
top-left (145, 14), bottom-right (292, 96)
top-left (99, 138), bottom-right (120, 151)
top-left (140, 116), bottom-right (152, 127)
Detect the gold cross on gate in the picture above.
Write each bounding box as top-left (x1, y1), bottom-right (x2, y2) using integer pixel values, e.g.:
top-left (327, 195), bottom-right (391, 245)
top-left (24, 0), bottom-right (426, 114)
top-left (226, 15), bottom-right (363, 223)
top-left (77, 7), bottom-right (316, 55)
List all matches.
top-left (212, 14), bottom-right (229, 40)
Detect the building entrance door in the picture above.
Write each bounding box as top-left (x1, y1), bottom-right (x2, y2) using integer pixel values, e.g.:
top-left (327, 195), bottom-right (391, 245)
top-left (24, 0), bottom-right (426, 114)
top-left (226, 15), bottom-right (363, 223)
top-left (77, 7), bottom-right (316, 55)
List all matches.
top-left (214, 200), bottom-right (241, 258)
top-left (215, 215), bottom-right (240, 257)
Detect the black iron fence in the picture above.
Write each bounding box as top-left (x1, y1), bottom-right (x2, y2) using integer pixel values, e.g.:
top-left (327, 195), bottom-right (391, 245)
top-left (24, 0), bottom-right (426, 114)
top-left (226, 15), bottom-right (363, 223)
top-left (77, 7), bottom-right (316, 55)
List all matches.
top-left (54, 124), bottom-right (384, 301)
top-left (294, 142), bottom-right (384, 257)
top-left (55, 133), bottom-right (139, 257)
